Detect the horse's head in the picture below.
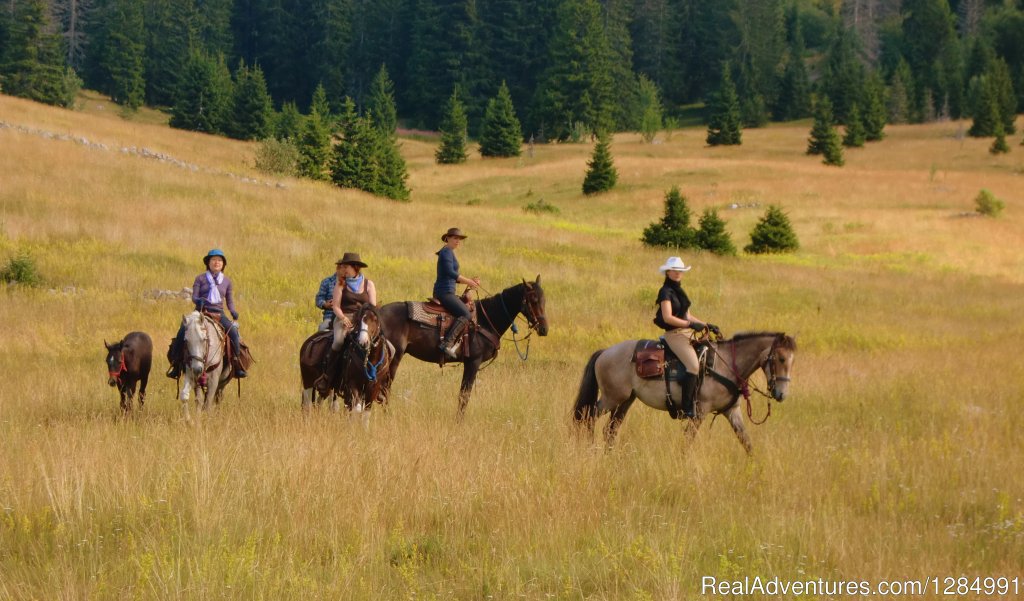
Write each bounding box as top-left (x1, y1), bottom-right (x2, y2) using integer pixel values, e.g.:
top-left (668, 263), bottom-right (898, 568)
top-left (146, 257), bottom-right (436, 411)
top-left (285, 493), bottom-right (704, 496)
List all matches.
top-left (104, 339), bottom-right (125, 387)
top-left (182, 312), bottom-right (209, 377)
top-left (762, 334), bottom-right (796, 401)
top-left (521, 275), bottom-right (548, 336)
top-left (354, 304), bottom-right (382, 349)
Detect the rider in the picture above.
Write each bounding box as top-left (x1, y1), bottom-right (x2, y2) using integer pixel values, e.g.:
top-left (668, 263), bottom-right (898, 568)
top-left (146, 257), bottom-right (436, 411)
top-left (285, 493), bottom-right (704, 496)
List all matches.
top-left (166, 249), bottom-right (246, 379)
top-left (434, 227), bottom-right (479, 359)
top-left (315, 261), bottom-right (341, 332)
top-left (317, 252), bottom-right (377, 394)
top-left (654, 256), bottom-right (718, 418)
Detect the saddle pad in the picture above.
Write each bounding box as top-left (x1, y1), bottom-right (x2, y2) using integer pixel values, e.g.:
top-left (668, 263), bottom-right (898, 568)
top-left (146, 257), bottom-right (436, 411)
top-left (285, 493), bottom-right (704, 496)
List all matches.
top-left (407, 301), bottom-right (448, 327)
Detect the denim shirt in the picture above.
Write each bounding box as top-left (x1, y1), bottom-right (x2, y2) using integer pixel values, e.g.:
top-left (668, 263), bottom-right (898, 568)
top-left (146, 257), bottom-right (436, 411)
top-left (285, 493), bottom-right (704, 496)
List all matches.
top-left (315, 274), bottom-right (338, 320)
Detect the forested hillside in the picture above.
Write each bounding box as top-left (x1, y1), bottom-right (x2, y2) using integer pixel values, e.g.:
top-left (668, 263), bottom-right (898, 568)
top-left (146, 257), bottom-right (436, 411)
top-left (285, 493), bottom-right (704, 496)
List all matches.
top-left (2, 0), bottom-right (1022, 141)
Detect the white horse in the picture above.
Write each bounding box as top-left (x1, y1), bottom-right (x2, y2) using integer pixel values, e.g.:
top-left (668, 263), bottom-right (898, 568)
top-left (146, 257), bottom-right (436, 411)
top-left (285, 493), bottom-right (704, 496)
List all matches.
top-left (179, 311), bottom-right (233, 420)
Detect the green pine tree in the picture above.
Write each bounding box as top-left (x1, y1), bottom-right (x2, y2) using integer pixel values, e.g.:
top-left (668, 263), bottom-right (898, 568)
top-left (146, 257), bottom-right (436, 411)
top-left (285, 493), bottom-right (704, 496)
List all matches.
top-left (297, 108), bottom-right (333, 180)
top-left (170, 51), bottom-right (232, 134)
top-left (990, 58), bottom-right (1017, 135)
top-left (888, 60), bottom-right (913, 125)
top-left (990, 120), bottom-right (1010, 155)
top-left (774, 10), bottom-right (811, 121)
top-left (842, 103), bottom-right (866, 148)
top-left (436, 87), bottom-right (469, 164)
top-left (581, 133), bottom-right (617, 195)
top-left (367, 64), bottom-right (398, 136)
top-left (143, 0), bottom-right (196, 107)
top-left (863, 72), bottom-right (887, 141)
top-left (101, 0), bottom-right (146, 110)
top-left (968, 75), bottom-right (999, 137)
top-left (374, 129), bottom-right (411, 201)
top-left (276, 102), bottom-right (305, 141)
top-left (0, 0), bottom-right (78, 107)
top-left (637, 74), bottom-right (663, 143)
top-left (227, 61), bottom-right (273, 140)
top-left (808, 97), bottom-right (844, 165)
top-left (310, 83), bottom-right (335, 132)
top-left (642, 186), bottom-right (696, 248)
top-left (479, 81), bottom-right (522, 157)
top-left (744, 205), bottom-right (799, 254)
top-left (695, 209), bottom-right (736, 256)
top-left (706, 63), bottom-right (742, 146)
top-left (533, 0), bottom-right (614, 141)
top-left (332, 100), bottom-right (381, 192)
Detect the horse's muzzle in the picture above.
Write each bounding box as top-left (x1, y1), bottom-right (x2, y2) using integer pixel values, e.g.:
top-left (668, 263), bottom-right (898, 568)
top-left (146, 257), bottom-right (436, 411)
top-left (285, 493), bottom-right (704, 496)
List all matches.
top-left (772, 384), bottom-right (788, 402)
top-left (537, 320), bottom-right (549, 336)
top-left (107, 378), bottom-right (118, 387)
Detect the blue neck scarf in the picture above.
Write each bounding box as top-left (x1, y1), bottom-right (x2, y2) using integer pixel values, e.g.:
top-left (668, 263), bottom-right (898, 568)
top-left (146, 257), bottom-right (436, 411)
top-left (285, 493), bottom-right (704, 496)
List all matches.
top-left (345, 274), bottom-right (364, 293)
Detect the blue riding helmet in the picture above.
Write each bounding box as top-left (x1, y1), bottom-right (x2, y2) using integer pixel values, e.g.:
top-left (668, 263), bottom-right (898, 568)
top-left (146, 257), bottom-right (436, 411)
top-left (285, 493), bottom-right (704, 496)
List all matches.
top-left (203, 248), bottom-right (227, 268)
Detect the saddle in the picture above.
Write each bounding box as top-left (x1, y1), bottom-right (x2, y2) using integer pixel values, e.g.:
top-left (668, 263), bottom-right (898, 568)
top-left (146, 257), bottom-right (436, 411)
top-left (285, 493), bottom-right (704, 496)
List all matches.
top-left (632, 338), bottom-right (716, 380)
top-left (632, 338), bottom-right (716, 418)
top-left (167, 312), bottom-right (253, 375)
top-left (406, 294), bottom-right (478, 360)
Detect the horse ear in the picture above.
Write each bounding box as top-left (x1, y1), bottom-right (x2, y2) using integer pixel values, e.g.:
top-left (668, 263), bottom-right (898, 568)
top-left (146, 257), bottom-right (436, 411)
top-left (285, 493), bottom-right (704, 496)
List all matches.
top-left (535, 274), bottom-right (541, 285)
top-left (522, 277), bottom-right (532, 290)
top-left (104, 339), bottom-right (111, 350)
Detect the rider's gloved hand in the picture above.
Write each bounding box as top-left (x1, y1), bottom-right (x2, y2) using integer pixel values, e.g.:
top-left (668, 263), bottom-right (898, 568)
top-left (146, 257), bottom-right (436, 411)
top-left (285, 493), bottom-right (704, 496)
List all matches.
top-left (688, 320), bottom-right (707, 331)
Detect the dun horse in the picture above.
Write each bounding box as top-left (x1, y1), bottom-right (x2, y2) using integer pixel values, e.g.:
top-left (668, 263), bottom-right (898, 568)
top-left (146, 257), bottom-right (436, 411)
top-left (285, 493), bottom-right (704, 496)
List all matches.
top-left (573, 332), bottom-right (796, 453)
top-left (104, 332), bottom-right (153, 414)
top-left (379, 277), bottom-right (548, 416)
top-left (299, 303), bottom-right (393, 415)
top-left (174, 311), bottom-right (235, 420)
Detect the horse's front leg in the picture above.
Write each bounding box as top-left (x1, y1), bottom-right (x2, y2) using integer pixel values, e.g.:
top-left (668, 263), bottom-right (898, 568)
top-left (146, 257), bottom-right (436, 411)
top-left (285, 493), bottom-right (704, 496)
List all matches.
top-left (119, 385), bottom-right (131, 415)
top-left (456, 359), bottom-right (482, 419)
top-left (179, 372), bottom-right (193, 422)
top-left (724, 405), bottom-right (753, 455)
top-left (603, 394), bottom-right (636, 449)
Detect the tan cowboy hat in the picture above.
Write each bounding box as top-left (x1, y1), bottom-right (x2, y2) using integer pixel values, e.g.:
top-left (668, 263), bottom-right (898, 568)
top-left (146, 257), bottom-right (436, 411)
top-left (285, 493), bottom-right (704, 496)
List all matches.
top-left (336, 252), bottom-right (368, 268)
top-left (658, 256), bottom-right (692, 274)
top-left (441, 227), bottom-right (468, 242)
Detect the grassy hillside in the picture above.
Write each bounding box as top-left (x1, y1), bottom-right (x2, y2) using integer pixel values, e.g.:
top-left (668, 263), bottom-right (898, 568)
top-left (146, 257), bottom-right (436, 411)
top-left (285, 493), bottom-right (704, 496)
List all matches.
top-left (1, 92), bottom-right (1023, 599)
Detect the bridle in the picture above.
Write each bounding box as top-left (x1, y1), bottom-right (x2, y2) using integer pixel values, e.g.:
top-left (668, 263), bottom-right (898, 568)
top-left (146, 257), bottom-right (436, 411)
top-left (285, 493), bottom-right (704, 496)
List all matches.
top-left (350, 305), bottom-right (389, 382)
top-left (708, 333), bottom-right (790, 425)
top-left (108, 350), bottom-right (127, 385)
top-left (762, 335), bottom-right (791, 392)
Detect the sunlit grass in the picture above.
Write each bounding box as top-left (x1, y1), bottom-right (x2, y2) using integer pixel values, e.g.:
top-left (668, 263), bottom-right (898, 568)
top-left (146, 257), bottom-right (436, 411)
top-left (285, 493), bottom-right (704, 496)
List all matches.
top-left (1, 93), bottom-right (1023, 599)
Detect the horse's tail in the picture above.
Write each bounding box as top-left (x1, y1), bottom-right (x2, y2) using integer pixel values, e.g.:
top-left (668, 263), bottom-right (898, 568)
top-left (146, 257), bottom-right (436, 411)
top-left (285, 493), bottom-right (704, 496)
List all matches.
top-left (572, 350), bottom-right (604, 427)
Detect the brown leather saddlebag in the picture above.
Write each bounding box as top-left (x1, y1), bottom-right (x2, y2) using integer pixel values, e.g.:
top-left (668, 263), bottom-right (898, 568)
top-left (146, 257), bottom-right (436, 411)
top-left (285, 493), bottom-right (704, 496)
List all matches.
top-left (633, 342), bottom-right (665, 379)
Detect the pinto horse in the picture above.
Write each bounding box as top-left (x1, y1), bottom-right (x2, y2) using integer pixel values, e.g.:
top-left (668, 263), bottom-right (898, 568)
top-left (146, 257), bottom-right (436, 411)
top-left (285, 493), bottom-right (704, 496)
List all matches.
top-left (572, 332), bottom-right (796, 454)
top-left (104, 332), bottom-right (153, 414)
top-left (379, 277), bottom-right (548, 417)
top-left (299, 304), bottom-right (394, 415)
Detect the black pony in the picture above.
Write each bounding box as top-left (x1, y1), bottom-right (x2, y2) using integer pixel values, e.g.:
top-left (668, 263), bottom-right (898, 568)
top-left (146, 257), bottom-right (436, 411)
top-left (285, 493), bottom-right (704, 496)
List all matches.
top-left (104, 332), bottom-right (153, 414)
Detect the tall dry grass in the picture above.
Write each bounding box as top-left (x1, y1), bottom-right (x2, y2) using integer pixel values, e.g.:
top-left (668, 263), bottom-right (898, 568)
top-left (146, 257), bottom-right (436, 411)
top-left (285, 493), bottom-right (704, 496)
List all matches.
top-left (1, 93), bottom-right (1023, 599)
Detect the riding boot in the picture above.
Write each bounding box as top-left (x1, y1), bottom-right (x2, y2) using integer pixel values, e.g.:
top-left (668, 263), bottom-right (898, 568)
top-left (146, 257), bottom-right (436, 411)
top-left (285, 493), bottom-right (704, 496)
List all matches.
top-left (439, 317), bottom-right (469, 359)
top-left (165, 326), bottom-right (186, 379)
top-left (680, 372), bottom-right (698, 419)
top-left (228, 326), bottom-right (246, 378)
top-left (315, 349), bottom-right (334, 395)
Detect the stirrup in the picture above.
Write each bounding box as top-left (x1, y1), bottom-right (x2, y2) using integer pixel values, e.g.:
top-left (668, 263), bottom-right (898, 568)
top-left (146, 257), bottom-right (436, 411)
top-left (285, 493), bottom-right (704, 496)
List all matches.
top-left (166, 365), bottom-right (180, 379)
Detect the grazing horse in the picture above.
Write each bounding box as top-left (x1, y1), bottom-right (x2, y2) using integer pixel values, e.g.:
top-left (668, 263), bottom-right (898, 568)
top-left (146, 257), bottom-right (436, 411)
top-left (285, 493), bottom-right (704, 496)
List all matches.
top-left (299, 304), bottom-right (394, 415)
top-left (379, 277), bottom-right (548, 417)
top-left (104, 332), bottom-right (153, 414)
top-left (177, 311), bottom-right (233, 420)
top-left (572, 332), bottom-right (796, 454)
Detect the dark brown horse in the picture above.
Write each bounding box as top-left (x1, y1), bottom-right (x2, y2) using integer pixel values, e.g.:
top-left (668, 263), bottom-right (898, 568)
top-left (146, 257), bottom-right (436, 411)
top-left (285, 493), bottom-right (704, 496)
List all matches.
top-left (379, 277), bottom-right (548, 417)
top-left (104, 332), bottom-right (153, 414)
top-left (300, 304), bottom-right (394, 416)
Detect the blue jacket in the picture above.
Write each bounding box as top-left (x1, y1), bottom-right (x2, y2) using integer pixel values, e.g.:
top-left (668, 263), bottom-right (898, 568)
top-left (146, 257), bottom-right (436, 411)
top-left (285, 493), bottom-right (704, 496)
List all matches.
top-left (316, 274), bottom-right (338, 320)
top-left (433, 246), bottom-right (459, 297)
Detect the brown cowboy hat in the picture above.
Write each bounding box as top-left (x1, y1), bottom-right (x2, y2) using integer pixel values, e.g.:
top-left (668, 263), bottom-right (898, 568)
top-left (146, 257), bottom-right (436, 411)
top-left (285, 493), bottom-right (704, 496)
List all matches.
top-left (335, 252), bottom-right (368, 268)
top-left (441, 227), bottom-right (468, 242)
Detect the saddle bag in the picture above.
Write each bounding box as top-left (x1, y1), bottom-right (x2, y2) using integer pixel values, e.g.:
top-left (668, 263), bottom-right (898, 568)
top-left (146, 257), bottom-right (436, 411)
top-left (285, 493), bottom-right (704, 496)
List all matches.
top-left (234, 341), bottom-right (255, 372)
top-left (633, 341), bottom-right (666, 379)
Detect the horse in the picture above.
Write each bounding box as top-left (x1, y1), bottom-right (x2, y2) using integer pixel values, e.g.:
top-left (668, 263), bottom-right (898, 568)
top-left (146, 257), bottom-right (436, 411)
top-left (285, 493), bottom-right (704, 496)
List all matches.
top-left (572, 332), bottom-right (796, 454)
top-left (104, 332), bottom-right (153, 414)
top-left (176, 311), bottom-right (234, 420)
top-left (379, 276), bottom-right (548, 417)
top-left (299, 303), bottom-right (394, 415)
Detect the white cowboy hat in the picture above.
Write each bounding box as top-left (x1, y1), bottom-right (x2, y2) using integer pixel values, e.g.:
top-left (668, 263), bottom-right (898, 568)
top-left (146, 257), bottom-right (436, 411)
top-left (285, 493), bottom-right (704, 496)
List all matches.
top-left (658, 256), bottom-right (692, 274)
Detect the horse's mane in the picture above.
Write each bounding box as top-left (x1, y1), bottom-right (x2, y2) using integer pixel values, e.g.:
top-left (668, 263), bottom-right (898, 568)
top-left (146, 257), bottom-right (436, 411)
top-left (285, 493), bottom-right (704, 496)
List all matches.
top-left (727, 331), bottom-right (797, 351)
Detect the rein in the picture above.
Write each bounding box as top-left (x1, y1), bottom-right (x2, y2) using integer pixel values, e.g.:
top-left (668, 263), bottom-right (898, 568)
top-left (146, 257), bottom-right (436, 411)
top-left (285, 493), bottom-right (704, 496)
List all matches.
top-left (709, 335), bottom-right (782, 425)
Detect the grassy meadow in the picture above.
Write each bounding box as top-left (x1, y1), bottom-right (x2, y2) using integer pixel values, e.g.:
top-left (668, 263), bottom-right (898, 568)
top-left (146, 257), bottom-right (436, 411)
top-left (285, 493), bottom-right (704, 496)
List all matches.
top-left (2, 91), bottom-right (1024, 599)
